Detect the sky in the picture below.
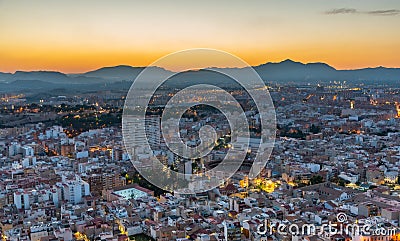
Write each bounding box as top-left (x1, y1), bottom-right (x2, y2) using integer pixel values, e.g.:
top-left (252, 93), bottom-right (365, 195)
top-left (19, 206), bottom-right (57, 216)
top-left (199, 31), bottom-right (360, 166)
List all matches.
top-left (0, 0), bottom-right (399, 73)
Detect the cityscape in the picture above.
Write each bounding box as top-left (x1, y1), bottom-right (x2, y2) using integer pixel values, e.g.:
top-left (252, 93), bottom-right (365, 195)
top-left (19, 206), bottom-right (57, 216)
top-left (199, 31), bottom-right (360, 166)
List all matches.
top-left (1, 73), bottom-right (400, 241)
top-left (1, 1), bottom-right (400, 241)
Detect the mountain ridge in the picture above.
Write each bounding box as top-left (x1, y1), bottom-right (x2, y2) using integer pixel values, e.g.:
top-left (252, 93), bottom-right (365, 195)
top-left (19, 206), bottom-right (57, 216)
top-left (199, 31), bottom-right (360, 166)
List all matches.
top-left (0, 60), bottom-right (399, 91)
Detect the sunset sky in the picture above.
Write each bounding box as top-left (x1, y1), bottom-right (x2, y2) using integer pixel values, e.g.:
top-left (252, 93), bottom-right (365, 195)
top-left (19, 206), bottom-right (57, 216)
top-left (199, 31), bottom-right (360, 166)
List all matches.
top-left (0, 0), bottom-right (399, 73)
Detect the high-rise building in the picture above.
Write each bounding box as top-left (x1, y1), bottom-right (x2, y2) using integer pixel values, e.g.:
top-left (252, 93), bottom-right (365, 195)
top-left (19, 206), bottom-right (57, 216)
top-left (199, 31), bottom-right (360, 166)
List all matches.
top-left (82, 171), bottom-right (126, 197)
top-left (20, 146), bottom-right (34, 157)
top-left (123, 115), bottom-right (161, 157)
top-left (145, 115), bottom-right (161, 148)
top-left (61, 178), bottom-right (90, 204)
top-left (184, 160), bottom-right (192, 181)
top-left (8, 142), bottom-right (21, 157)
top-left (13, 190), bottom-right (30, 210)
top-left (123, 116), bottom-right (148, 155)
top-left (223, 220), bottom-right (242, 241)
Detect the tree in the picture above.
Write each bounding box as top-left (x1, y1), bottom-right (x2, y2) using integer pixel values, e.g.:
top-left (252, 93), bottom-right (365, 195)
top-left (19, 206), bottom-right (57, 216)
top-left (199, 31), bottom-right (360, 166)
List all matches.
top-left (310, 175), bottom-right (324, 185)
top-left (309, 124), bottom-right (321, 134)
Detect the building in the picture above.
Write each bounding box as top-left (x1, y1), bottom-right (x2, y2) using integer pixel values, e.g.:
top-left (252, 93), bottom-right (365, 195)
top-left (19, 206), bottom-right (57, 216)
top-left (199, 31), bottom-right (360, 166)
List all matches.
top-left (103, 184), bottom-right (153, 201)
top-left (61, 178), bottom-right (90, 205)
top-left (14, 190), bottom-right (30, 210)
top-left (123, 116), bottom-right (148, 156)
top-left (61, 144), bottom-right (74, 157)
top-left (358, 202), bottom-right (379, 217)
top-left (223, 220), bottom-right (242, 241)
top-left (145, 115), bottom-right (161, 148)
top-left (112, 186), bottom-right (149, 200)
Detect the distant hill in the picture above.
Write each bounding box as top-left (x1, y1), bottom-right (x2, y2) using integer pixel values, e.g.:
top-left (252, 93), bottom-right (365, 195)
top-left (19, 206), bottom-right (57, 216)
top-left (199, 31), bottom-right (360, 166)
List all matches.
top-left (0, 70), bottom-right (108, 84)
top-left (254, 59), bottom-right (337, 82)
top-left (0, 60), bottom-right (399, 93)
top-left (79, 65), bottom-right (145, 81)
top-left (13, 71), bottom-right (68, 82)
top-left (76, 65), bottom-right (173, 82)
top-left (253, 59), bottom-right (400, 84)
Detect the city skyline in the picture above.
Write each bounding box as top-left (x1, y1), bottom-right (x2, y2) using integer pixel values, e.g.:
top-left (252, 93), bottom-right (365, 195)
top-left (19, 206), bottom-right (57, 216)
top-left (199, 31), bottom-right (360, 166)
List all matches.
top-left (1, 2), bottom-right (400, 241)
top-left (0, 0), bottom-right (399, 73)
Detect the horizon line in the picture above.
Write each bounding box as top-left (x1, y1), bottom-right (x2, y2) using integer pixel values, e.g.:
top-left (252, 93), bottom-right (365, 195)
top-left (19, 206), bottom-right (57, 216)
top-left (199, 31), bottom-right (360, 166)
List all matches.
top-left (1, 59), bottom-right (399, 74)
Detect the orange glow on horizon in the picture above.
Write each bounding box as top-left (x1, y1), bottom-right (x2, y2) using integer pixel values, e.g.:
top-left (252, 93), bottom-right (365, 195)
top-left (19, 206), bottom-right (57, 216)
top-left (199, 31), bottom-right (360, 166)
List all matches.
top-left (1, 48), bottom-right (399, 74)
top-left (0, 1), bottom-right (399, 73)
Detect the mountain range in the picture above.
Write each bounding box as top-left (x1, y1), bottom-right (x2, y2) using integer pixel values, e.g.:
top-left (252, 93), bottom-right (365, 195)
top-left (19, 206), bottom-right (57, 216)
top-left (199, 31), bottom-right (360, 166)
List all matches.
top-left (0, 60), bottom-right (399, 94)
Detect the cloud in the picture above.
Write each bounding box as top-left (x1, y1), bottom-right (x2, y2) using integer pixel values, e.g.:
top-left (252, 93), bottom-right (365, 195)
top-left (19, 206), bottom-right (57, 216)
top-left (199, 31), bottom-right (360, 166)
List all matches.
top-left (325, 8), bottom-right (400, 16)
top-left (366, 9), bottom-right (400, 16)
top-left (325, 8), bottom-right (357, 15)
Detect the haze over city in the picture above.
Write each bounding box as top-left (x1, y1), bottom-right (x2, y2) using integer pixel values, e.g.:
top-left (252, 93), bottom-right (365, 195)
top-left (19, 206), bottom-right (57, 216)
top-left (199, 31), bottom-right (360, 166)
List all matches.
top-left (1, 0), bottom-right (400, 72)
